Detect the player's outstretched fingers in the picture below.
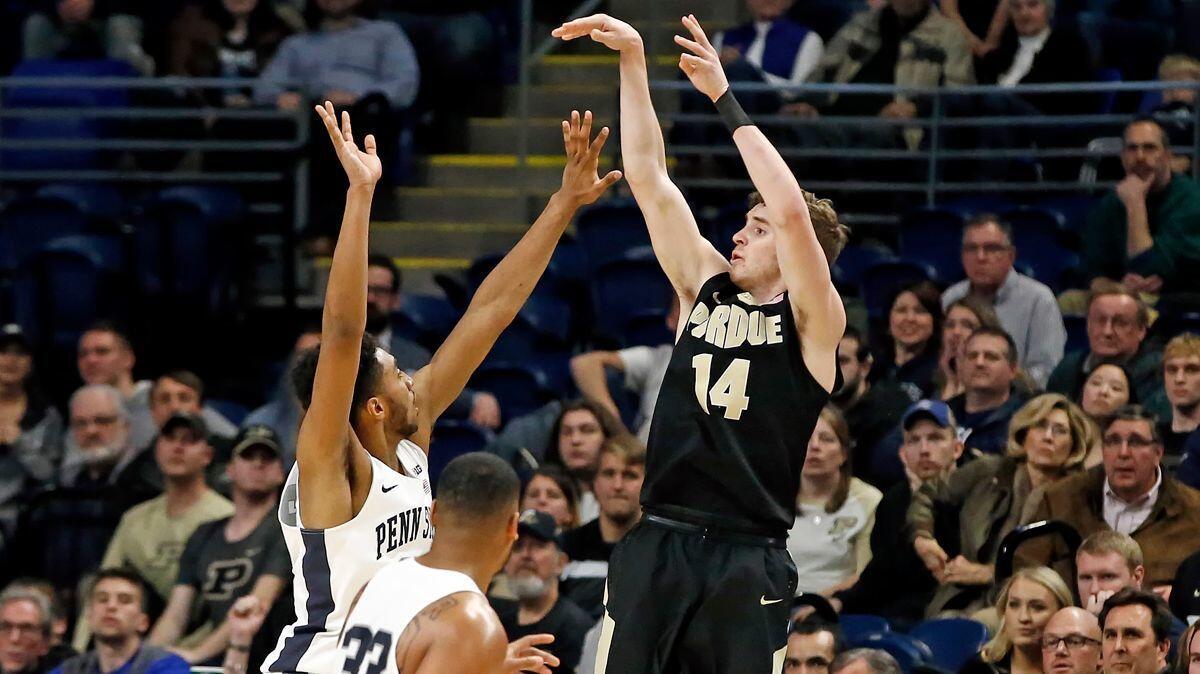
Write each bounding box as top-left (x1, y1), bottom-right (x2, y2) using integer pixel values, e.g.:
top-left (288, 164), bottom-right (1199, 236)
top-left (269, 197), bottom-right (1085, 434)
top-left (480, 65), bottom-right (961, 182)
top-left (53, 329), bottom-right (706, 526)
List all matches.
top-left (600, 170), bottom-right (623, 190)
top-left (580, 110), bottom-right (594, 151)
top-left (561, 119), bottom-right (572, 154)
top-left (551, 14), bottom-right (607, 40)
top-left (588, 126), bottom-right (611, 158)
top-left (341, 110), bottom-right (354, 144)
top-left (316, 102), bottom-right (341, 144)
top-left (673, 34), bottom-right (707, 58)
top-left (683, 14), bottom-right (716, 52)
top-left (363, 133), bottom-right (377, 156)
top-left (569, 110), bottom-right (581, 155)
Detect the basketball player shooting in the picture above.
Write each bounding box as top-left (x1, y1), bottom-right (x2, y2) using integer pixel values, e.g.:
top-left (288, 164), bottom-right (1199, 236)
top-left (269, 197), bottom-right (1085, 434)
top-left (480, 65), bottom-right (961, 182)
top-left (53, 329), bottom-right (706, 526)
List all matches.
top-left (554, 14), bottom-right (849, 673)
top-left (263, 102), bottom-right (620, 674)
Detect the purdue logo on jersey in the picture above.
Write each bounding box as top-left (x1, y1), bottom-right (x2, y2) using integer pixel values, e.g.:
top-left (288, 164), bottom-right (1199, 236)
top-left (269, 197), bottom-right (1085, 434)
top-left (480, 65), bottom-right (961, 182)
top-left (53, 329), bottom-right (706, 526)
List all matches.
top-left (375, 506), bottom-right (433, 560)
top-left (687, 302), bottom-right (784, 350)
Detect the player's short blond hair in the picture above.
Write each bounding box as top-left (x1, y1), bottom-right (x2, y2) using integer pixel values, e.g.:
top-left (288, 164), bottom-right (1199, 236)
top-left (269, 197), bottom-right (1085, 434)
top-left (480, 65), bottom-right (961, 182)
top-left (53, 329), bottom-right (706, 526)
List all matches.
top-left (748, 190), bottom-right (850, 265)
top-left (1159, 54), bottom-right (1200, 82)
top-left (1164, 332), bottom-right (1200, 363)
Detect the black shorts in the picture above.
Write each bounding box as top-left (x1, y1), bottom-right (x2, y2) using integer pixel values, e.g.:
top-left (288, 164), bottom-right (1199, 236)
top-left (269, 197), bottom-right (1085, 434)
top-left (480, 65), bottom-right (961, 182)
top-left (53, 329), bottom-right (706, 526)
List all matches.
top-left (594, 516), bottom-right (797, 674)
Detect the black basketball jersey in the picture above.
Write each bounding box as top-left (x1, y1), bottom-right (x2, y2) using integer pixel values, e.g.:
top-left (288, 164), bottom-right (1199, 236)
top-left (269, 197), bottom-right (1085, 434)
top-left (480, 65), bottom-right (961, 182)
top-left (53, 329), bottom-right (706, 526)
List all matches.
top-left (641, 273), bottom-right (832, 536)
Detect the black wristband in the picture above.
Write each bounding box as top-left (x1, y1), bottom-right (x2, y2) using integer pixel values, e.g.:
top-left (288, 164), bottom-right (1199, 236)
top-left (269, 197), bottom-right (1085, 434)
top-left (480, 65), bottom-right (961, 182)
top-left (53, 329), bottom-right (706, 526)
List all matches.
top-left (714, 89), bottom-right (753, 134)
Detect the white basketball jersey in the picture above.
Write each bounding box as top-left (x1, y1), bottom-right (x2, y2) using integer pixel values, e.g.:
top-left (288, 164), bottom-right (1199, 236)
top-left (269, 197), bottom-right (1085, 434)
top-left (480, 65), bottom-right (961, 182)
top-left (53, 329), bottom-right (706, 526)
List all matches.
top-left (263, 440), bottom-right (433, 674)
top-left (339, 559), bottom-right (481, 674)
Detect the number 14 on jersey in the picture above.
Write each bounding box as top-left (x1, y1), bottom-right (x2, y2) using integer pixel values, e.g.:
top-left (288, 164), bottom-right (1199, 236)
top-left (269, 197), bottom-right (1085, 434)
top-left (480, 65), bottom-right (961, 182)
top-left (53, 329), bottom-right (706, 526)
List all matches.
top-left (692, 355), bottom-right (750, 420)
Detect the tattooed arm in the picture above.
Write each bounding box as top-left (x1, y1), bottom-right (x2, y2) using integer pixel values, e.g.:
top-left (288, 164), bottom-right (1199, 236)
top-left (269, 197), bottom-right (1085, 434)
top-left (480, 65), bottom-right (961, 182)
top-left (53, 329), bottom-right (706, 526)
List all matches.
top-left (394, 593), bottom-right (510, 674)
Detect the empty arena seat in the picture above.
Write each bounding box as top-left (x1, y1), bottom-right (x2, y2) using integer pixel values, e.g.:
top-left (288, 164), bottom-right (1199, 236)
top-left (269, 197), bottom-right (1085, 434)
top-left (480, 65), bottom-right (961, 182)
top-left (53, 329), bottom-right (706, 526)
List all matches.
top-left (207, 399), bottom-right (250, 427)
top-left (860, 259), bottom-right (938, 318)
top-left (839, 614), bottom-right (892, 644)
top-left (575, 199), bottom-right (652, 270)
top-left (392, 293), bottom-right (461, 351)
top-left (12, 234), bottom-right (126, 349)
top-left (591, 249), bottom-right (673, 341)
top-left (833, 245), bottom-right (895, 294)
top-left (428, 421), bottom-right (492, 487)
top-left (899, 207), bottom-right (966, 283)
top-left (34, 183), bottom-right (125, 219)
top-left (910, 618), bottom-right (990, 673)
top-left (470, 363), bottom-right (560, 423)
top-left (0, 195), bottom-right (98, 269)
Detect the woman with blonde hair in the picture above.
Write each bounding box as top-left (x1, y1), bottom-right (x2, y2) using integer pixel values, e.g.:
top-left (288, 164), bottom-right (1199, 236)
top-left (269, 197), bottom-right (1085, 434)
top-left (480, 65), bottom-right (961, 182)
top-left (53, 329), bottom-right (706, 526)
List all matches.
top-left (911, 394), bottom-right (1095, 616)
top-left (788, 405), bottom-right (882, 596)
top-left (958, 567), bottom-right (1074, 674)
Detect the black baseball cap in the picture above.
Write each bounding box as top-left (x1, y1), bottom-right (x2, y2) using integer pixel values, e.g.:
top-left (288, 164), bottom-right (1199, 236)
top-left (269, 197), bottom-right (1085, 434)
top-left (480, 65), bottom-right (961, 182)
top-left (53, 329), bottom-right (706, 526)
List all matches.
top-left (517, 509), bottom-right (562, 548)
top-left (0, 324), bottom-right (31, 354)
top-left (161, 411), bottom-right (208, 439)
top-left (231, 424), bottom-right (282, 459)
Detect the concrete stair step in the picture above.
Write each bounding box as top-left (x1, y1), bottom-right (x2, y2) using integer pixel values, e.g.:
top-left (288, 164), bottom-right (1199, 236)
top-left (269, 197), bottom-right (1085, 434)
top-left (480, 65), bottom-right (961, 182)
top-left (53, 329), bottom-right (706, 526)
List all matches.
top-left (533, 54), bottom-right (675, 86)
top-left (466, 117), bottom-right (569, 155)
top-left (503, 84), bottom-right (617, 119)
top-left (419, 154), bottom-right (617, 190)
top-left (312, 255), bottom-right (470, 297)
top-left (369, 221), bottom-right (528, 259)
top-left (608, 0), bottom-right (740, 22)
top-left (393, 185), bottom-right (552, 223)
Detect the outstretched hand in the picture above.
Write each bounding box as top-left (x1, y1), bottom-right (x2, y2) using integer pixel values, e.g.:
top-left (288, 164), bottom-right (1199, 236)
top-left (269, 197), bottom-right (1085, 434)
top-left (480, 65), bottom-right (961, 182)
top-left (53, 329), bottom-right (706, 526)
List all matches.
top-left (315, 101), bottom-right (382, 188)
top-left (505, 633), bottom-right (559, 673)
top-left (557, 109), bottom-right (622, 207)
top-left (551, 14), bottom-right (642, 52)
top-left (674, 15), bottom-right (729, 102)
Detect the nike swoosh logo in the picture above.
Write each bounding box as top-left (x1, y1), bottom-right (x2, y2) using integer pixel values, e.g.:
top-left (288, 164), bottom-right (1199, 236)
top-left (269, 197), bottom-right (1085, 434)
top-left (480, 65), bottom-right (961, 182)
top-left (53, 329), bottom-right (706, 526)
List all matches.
top-left (760, 596), bottom-right (784, 605)
top-left (382, 484), bottom-right (398, 493)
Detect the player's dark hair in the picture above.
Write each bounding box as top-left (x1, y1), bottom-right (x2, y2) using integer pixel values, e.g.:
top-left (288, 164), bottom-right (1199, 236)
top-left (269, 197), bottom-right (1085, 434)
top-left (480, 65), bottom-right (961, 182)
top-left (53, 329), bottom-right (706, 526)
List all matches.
top-left (1099, 587), bottom-right (1174, 643)
top-left (154, 369), bottom-right (206, 401)
top-left (92, 567), bottom-right (153, 615)
top-left (788, 619), bottom-right (846, 655)
top-left (290, 333), bottom-right (385, 423)
top-left (437, 452), bottom-right (520, 521)
top-left (367, 254), bottom-right (402, 294)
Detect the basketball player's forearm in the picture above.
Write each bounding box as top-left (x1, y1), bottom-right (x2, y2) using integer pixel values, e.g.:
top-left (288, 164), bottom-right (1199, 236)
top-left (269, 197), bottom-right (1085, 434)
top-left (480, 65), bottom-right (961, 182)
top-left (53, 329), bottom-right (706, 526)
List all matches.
top-left (323, 185), bottom-right (374, 335)
top-left (618, 46), bottom-right (670, 183)
top-left (470, 194), bottom-right (575, 319)
top-left (731, 127), bottom-right (809, 226)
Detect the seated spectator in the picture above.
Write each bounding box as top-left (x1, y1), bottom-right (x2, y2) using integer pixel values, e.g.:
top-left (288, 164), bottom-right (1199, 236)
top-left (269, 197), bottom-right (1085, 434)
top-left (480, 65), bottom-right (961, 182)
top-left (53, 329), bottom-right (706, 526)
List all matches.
top-left (0, 586), bottom-right (62, 674)
top-left (50, 569), bottom-right (189, 674)
top-left (1171, 549), bottom-right (1200, 624)
top-left (1098, 588), bottom-right (1174, 674)
top-left (831, 648), bottom-right (902, 674)
top-left (875, 281), bottom-right (943, 401)
top-left (521, 466), bottom-right (579, 532)
top-left (977, 0), bottom-right (1094, 112)
top-left (949, 328), bottom-right (1028, 457)
top-left (715, 0), bottom-right (825, 95)
top-left (97, 413), bottom-right (234, 615)
top-left (1082, 117), bottom-right (1200, 296)
top-left (1152, 55), bottom-right (1198, 175)
top-left (911, 393), bottom-right (1093, 617)
top-left (365, 255), bottom-right (499, 429)
top-left (789, 0), bottom-right (973, 149)
top-left (570, 297), bottom-right (678, 443)
top-left (59, 385), bottom-right (140, 493)
top-left (1041, 607), bottom-right (1103, 674)
top-left (147, 425), bottom-right (288, 666)
top-left (1159, 334), bottom-right (1200, 457)
top-left (490, 510), bottom-right (592, 674)
top-left (1076, 531), bottom-right (1149, 616)
top-left (1179, 622), bottom-right (1200, 674)
top-left (0, 325), bottom-right (62, 535)
top-left (77, 323), bottom-right (236, 452)
top-left (253, 0), bottom-right (418, 243)
top-left (942, 215), bottom-right (1067, 387)
top-left (21, 0), bottom-right (154, 74)
top-left (941, 0), bottom-right (1008, 62)
top-left (833, 399), bottom-right (961, 628)
top-left (959, 567), bottom-right (1074, 674)
top-left (937, 296), bottom-right (1005, 401)
top-left (561, 438), bottom-right (644, 619)
top-left (243, 325), bottom-right (321, 467)
top-left (5, 582), bottom-right (70, 666)
top-left (1021, 406), bottom-right (1200, 589)
top-left (168, 0), bottom-right (301, 107)
top-left (542, 400), bottom-right (629, 525)
top-left (834, 327), bottom-right (912, 486)
top-left (1078, 364), bottom-right (1136, 453)
top-left (789, 405), bottom-right (883, 595)
top-left (784, 620), bottom-right (845, 674)
top-left (1047, 282), bottom-right (1168, 421)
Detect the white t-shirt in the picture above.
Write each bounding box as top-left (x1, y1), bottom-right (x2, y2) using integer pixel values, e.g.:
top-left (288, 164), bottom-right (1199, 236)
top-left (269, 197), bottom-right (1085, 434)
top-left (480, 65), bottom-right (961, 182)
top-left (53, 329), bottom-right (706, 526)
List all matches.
top-left (617, 344), bottom-right (673, 443)
top-left (787, 478), bottom-right (882, 595)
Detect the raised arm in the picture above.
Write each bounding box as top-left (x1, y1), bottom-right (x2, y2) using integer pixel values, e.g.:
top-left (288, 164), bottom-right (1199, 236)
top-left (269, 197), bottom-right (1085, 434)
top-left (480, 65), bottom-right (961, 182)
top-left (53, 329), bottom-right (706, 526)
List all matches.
top-left (409, 112), bottom-right (621, 448)
top-left (294, 102), bottom-right (381, 530)
top-left (553, 15), bottom-right (727, 303)
top-left (676, 15), bottom-right (845, 388)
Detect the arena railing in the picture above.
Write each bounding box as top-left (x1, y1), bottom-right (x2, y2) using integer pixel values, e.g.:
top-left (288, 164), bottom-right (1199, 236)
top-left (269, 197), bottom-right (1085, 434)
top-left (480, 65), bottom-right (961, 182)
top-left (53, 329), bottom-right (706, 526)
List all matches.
top-left (0, 76), bottom-right (309, 309)
top-left (645, 78), bottom-right (1200, 226)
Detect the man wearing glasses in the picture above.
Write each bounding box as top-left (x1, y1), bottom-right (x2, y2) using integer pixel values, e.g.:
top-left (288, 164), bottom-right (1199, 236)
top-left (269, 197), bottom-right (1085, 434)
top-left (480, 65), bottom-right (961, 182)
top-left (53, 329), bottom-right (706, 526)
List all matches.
top-left (1021, 405), bottom-right (1200, 591)
top-left (1042, 607), bottom-right (1103, 674)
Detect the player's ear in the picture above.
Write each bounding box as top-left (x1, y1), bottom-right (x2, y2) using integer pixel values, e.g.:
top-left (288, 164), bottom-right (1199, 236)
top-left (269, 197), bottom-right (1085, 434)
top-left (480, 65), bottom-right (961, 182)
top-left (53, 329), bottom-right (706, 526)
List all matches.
top-left (507, 510), bottom-right (519, 542)
top-left (368, 396), bottom-right (385, 419)
top-left (429, 500), bottom-right (440, 527)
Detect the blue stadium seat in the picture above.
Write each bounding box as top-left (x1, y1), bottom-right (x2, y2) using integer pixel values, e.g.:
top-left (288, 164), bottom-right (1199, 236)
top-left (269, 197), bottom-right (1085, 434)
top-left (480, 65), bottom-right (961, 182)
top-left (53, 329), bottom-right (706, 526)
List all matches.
top-left (428, 421), bottom-right (492, 487)
top-left (471, 363), bottom-right (560, 423)
top-left (1095, 68), bottom-right (1123, 114)
top-left (1155, 310), bottom-right (1200, 341)
top-left (133, 186), bottom-right (244, 303)
top-left (910, 618), bottom-right (990, 673)
top-left (575, 199), bottom-right (652, 270)
top-left (939, 196), bottom-right (1013, 217)
top-left (519, 292), bottom-right (572, 345)
top-left (0, 195), bottom-right (95, 269)
top-left (1065, 315), bottom-right (1088, 353)
top-left (833, 245), bottom-right (895, 294)
top-left (35, 183), bottom-right (124, 219)
top-left (860, 259), bottom-right (938, 318)
top-left (12, 235), bottom-right (125, 349)
top-left (392, 293), bottom-right (461, 351)
top-left (207, 399), bottom-right (250, 427)
top-left (1003, 207), bottom-right (1074, 289)
top-left (853, 632), bottom-right (934, 674)
top-left (899, 208), bottom-right (966, 283)
top-left (839, 614), bottom-right (891, 644)
top-left (623, 309), bottom-right (674, 348)
top-left (591, 249), bottom-right (674, 341)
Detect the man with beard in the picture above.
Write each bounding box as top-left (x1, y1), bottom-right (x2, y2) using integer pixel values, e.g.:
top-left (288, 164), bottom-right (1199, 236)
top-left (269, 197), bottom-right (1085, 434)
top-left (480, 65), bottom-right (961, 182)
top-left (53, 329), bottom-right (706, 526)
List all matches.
top-left (491, 510), bottom-right (593, 673)
top-left (1082, 116), bottom-right (1200, 295)
top-left (59, 385), bottom-right (138, 491)
top-left (561, 438), bottom-right (645, 619)
top-left (49, 569), bottom-right (189, 674)
top-left (833, 327), bottom-right (911, 487)
top-left (365, 255), bottom-right (502, 430)
top-left (148, 425), bottom-right (290, 668)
